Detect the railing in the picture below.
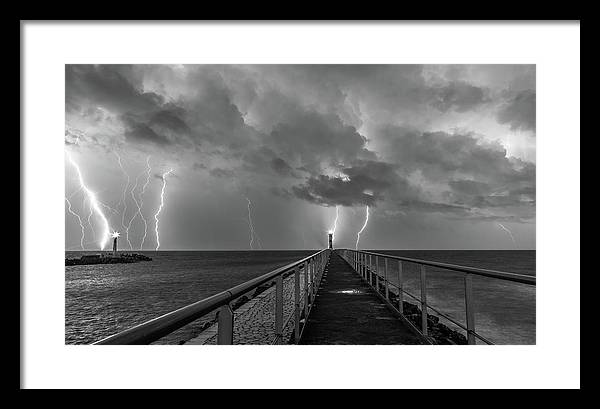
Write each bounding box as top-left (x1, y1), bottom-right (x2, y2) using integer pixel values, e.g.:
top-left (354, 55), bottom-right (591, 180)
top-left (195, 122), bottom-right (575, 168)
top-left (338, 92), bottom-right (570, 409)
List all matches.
top-left (339, 249), bottom-right (535, 345)
top-left (94, 249), bottom-right (331, 345)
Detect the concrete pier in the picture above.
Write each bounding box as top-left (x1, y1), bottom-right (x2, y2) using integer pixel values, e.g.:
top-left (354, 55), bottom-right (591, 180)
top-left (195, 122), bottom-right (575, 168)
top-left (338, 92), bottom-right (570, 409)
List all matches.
top-left (95, 247), bottom-right (534, 345)
top-left (300, 253), bottom-right (424, 344)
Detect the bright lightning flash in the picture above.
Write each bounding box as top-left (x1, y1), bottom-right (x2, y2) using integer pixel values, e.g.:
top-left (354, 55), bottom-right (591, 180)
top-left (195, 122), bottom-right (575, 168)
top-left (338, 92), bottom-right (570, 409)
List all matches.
top-left (245, 197), bottom-right (262, 250)
top-left (65, 197), bottom-right (86, 250)
top-left (154, 169), bottom-right (173, 251)
top-left (126, 169), bottom-right (143, 247)
top-left (67, 152), bottom-right (111, 250)
top-left (355, 205), bottom-right (369, 250)
top-left (139, 156), bottom-right (152, 250)
top-left (497, 223), bottom-right (517, 247)
top-left (328, 205), bottom-right (340, 241)
top-left (114, 152), bottom-right (132, 249)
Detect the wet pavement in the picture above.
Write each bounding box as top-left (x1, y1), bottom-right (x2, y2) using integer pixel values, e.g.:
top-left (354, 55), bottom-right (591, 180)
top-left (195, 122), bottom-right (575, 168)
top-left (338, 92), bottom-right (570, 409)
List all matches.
top-left (299, 253), bottom-right (424, 345)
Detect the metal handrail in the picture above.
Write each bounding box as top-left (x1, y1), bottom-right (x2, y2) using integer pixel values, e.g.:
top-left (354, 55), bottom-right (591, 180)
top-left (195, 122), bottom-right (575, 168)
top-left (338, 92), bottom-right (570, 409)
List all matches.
top-left (384, 278), bottom-right (492, 343)
top-left (94, 249), bottom-right (330, 345)
top-left (338, 249), bottom-right (535, 345)
top-left (356, 250), bottom-right (535, 285)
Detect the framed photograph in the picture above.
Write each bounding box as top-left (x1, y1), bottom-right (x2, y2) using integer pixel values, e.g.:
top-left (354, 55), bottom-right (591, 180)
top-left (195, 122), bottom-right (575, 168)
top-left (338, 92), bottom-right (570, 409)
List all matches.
top-left (21, 21), bottom-right (580, 389)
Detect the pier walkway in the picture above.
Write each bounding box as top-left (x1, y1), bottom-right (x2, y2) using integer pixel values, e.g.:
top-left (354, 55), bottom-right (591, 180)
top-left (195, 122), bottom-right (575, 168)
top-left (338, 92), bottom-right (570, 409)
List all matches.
top-left (93, 247), bottom-right (535, 345)
top-left (300, 253), bottom-right (423, 345)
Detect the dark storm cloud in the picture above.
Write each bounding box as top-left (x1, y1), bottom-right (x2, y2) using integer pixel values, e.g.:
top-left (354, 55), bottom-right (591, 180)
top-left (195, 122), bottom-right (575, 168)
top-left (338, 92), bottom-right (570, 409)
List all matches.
top-left (66, 65), bottom-right (237, 147)
top-left (149, 108), bottom-right (191, 135)
top-left (290, 160), bottom-right (409, 207)
top-left (448, 179), bottom-right (492, 195)
top-left (377, 126), bottom-right (528, 182)
top-left (65, 65), bottom-right (536, 250)
top-left (66, 65), bottom-right (165, 115)
top-left (374, 125), bottom-right (535, 219)
top-left (496, 90), bottom-right (536, 132)
top-left (177, 68), bottom-right (252, 149)
top-left (399, 200), bottom-right (472, 215)
top-left (267, 110), bottom-right (375, 174)
top-left (292, 175), bottom-right (380, 207)
top-left (121, 114), bottom-right (172, 146)
top-left (209, 168), bottom-right (236, 178)
top-left (270, 157), bottom-right (297, 177)
top-left (430, 81), bottom-right (489, 112)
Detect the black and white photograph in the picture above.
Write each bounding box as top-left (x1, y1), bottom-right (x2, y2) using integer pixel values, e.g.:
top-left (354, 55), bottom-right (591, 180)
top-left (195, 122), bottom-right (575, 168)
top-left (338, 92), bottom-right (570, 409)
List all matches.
top-left (22, 21), bottom-right (580, 389)
top-left (64, 64), bottom-right (536, 346)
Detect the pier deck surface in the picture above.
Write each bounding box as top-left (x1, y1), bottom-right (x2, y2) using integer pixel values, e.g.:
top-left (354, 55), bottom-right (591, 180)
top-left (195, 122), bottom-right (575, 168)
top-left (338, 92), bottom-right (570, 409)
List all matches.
top-left (300, 253), bottom-right (424, 345)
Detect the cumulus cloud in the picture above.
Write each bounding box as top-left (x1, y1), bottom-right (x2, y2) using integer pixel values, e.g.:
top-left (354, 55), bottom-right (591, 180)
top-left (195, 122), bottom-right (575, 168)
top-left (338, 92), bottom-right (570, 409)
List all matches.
top-left (121, 114), bottom-right (172, 146)
top-left (267, 110), bottom-right (375, 175)
top-left (372, 125), bottom-right (535, 221)
top-left (66, 65), bottom-right (165, 115)
top-left (496, 90), bottom-right (536, 132)
top-left (430, 81), bottom-right (489, 112)
top-left (65, 64), bottom-right (536, 249)
top-left (290, 159), bottom-right (418, 207)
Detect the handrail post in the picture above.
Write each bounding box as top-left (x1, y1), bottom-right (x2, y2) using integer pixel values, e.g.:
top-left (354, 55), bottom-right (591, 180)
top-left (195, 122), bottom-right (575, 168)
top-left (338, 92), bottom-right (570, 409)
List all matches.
top-left (294, 266), bottom-right (300, 342)
top-left (362, 253), bottom-right (366, 280)
top-left (311, 258), bottom-right (316, 297)
top-left (304, 262), bottom-right (309, 318)
top-left (384, 257), bottom-right (389, 300)
top-left (320, 253), bottom-right (323, 273)
top-left (309, 260), bottom-right (313, 305)
top-left (359, 252), bottom-right (362, 278)
top-left (217, 304), bottom-right (234, 345)
top-left (375, 256), bottom-right (380, 292)
top-left (275, 275), bottom-right (283, 344)
top-left (420, 265), bottom-right (428, 337)
top-left (316, 255), bottom-right (321, 286)
top-left (372, 255), bottom-right (375, 286)
top-left (397, 260), bottom-right (404, 314)
top-left (369, 254), bottom-right (373, 285)
top-left (464, 273), bottom-right (476, 345)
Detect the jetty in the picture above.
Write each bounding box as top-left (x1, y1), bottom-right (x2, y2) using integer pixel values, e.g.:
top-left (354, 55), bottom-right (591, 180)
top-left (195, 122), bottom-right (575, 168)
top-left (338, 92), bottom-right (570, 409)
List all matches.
top-left (66, 232), bottom-right (152, 266)
top-left (65, 252), bottom-right (152, 266)
top-left (92, 234), bottom-right (535, 345)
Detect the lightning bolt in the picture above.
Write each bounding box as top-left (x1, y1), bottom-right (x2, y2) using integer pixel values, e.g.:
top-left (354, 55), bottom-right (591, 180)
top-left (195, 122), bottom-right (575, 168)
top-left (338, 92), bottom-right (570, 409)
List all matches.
top-left (126, 170), bottom-right (143, 248)
top-left (355, 205), bottom-right (369, 250)
top-left (245, 197), bottom-right (262, 250)
top-left (139, 156), bottom-right (152, 250)
top-left (329, 205), bottom-right (340, 241)
top-left (65, 197), bottom-right (85, 250)
top-left (154, 169), bottom-right (173, 251)
top-left (114, 152), bottom-right (133, 249)
top-left (99, 201), bottom-right (119, 215)
top-left (497, 223), bottom-right (517, 247)
top-left (68, 185), bottom-right (82, 200)
top-left (86, 199), bottom-right (96, 241)
top-left (66, 151), bottom-right (111, 250)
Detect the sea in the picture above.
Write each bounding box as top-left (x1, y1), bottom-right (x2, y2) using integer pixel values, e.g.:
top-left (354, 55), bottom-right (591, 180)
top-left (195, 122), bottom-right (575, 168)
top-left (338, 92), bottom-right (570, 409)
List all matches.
top-left (65, 250), bottom-right (535, 345)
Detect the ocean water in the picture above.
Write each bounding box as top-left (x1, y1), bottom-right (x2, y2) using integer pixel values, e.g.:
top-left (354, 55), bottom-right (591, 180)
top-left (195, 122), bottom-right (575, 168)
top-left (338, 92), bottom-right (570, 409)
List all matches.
top-left (65, 250), bottom-right (535, 345)
top-left (371, 250), bottom-right (535, 345)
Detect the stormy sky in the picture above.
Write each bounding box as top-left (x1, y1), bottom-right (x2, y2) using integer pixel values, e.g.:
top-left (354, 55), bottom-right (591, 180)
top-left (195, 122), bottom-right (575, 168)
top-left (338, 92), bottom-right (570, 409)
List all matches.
top-left (65, 65), bottom-right (536, 251)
